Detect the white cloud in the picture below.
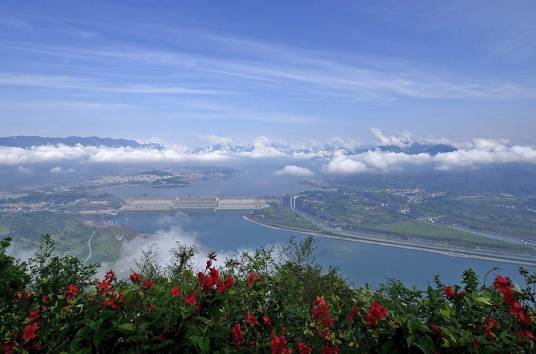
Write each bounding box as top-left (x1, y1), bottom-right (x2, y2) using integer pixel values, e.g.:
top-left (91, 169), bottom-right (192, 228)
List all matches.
top-left (17, 166), bottom-right (32, 173)
top-left (1, 133), bottom-right (536, 174)
top-left (323, 152), bottom-right (370, 174)
top-left (323, 139), bottom-right (536, 174)
top-left (49, 166), bottom-right (75, 173)
top-left (14, 32), bottom-right (536, 102)
top-left (197, 134), bottom-right (235, 145)
top-left (371, 127), bottom-right (414, 147)
top-left (237, 136), bottom-right (286, 158)
top-left (274, 165), bottom-right (314, 177)
top-left (0, 73), bottom-right (228, 96)
top-left (109, 226), bottom-right (246, 277)
top-left (434, 139), bottom-right (536, 170)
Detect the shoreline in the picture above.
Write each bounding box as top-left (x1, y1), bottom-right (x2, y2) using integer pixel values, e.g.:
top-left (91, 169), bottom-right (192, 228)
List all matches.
top-left (243, 215), bottom-right (536, 267)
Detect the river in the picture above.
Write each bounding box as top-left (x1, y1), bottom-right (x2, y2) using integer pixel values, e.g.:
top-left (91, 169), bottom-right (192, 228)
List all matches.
top-left (111, 211), bottom-right (526, 289)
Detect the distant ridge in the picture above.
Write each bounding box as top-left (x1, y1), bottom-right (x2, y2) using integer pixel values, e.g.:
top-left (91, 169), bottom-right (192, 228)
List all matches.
top-left (0, 136), bottom-right (161, 149)
top-left (378, 143), bottom-right (457, 155)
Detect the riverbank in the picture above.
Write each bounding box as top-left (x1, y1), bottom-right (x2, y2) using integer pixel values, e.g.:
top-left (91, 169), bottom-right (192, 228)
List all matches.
top-left (243, 215), bottom-right (536, 267)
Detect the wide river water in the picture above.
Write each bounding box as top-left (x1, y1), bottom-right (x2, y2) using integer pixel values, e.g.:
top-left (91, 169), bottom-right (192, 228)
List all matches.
top-left (101, 164), bottom-right (529, 288)
top-left (111, 211), bottom-right (526, 289)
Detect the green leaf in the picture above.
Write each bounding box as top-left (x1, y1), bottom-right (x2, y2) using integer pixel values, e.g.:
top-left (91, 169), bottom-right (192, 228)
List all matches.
top-left (473, 295), bottom-right (491, 306)
top-left (439, 305), bottom-right (451, 319)
top-left (191, 335), bottom-right (210, 353)
top-left (117, 323), bottom-right (135, 332)
top-left (414, 336), bottom-right (435, 354)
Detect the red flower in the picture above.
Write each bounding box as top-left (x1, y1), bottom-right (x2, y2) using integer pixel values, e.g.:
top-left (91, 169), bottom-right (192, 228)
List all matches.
top-left (22, 322), bottom-right (38, 342)
top-left (263, 313), bottom-right (272, 327)
top-left (97, 279), bottom-right (111, 294)
top-left (312, 296), bottom-right (330, 320)
top-left (209, 267), bottom-right (220, 282)
top-left (493, 275), bottom-right (515, 305)
top-left (321, 345), bottom-right (339, 354)
top-left (41, 296), bottom-right (49, 303)
top-left (483, 318), bottom-right (498, 338)
top-left (245, 312), bottom-right (259, 327)
top-left (247, 272), bottom-right (261, 286)
top-left (184, 291), bottom-right (198, 306)
top-left (321, 330), bottom-right (331, 341)
top-left (312, 296), bottom-right (334, 328)
top-left (231, 323), bottom-right (244, 346)
top-left (147, 303), bottom-right (156, 311)
top-left (346, 305), bottom-right (361, 322)
top-left (493, 275), bottom-right (511, 290)
top-left (206, 260), bottom-right (212, 269)
top-left (366, 301), bottom-right (388, 326)
top-left (100, 291), bottom-right (125, 310)
top-left (129, 272), bottom-right (142, 283)
top-left (28, 310), bottom-right (40, 322)
top-left (430, 324), bottom-right (442, 336)
top-left (516, 329), bottom-right (535, 341)
top-left (517, 311), bottom-right (532, 325)
top-left (105, 270), bottom-right (116, 281)
top-left (296, 341), bottom-right (312, 354)
top-left (216, 275), bottom-right (234, 294)
top-left (510, 301), bottom-right (532, 325)
top-left (170, 287), bottom-right (181, 298)
top-left (198, 267), bottom-right (222, 293)
top-left (65, 284), bottom-right (79, 302)
top-left (444, 286), bottom-right (455, 299)
top-left (321, 316), bottom-right (335, 327)
top-left (271, 328), bottom-right (290, 354)
top-left (2, 341), bottom-right (17, 354)
top-left (144, 279), bottom-right (153, 290)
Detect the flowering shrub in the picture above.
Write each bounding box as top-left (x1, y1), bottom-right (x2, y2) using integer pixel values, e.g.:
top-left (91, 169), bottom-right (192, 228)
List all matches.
top-left (0, 235), bottom-right (535, 353)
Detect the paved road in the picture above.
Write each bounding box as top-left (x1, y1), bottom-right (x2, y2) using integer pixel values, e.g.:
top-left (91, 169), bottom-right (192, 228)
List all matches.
top-left (83, 231), bottom-right (96, 264)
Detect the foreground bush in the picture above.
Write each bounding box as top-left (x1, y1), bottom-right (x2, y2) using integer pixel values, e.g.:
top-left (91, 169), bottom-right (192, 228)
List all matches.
top-left (0, 235), bottom-right (534, 353)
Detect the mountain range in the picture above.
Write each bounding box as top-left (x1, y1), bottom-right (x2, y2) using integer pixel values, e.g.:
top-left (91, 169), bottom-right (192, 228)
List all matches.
top-left (0, 136), bottom-right (161, 149)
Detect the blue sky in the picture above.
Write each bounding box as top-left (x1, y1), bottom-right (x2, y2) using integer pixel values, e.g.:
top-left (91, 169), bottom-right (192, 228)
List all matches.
top-left (1, 0), bottom-right (535, 145)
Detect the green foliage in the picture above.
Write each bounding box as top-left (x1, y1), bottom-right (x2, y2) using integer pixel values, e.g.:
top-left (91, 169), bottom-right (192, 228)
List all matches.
top-left (0, 237), bottom-right (29, 306)
top-left (26, 234), bottom-right (99, 296)
top-left (0, 236), bottom-right (534, 353)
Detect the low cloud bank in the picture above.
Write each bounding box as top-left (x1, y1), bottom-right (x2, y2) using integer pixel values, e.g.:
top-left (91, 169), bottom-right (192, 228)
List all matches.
top-left (274, 165), bottom-right (314, 177)
top-left (1, 129), bottom-right (536, 175)
top-left (370, 127), bottom-right (414, 148)
top-left (324, 139), bottom-right (536, 174)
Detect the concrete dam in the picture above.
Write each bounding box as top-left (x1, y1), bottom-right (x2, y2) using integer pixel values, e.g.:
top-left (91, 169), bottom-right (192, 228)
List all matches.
top-left (121, 196), bottom-right (271, 211)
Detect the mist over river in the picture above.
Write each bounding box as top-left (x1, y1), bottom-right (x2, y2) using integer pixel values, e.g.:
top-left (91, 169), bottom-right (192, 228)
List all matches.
top-left (111, 211), bottom-right (524, 289)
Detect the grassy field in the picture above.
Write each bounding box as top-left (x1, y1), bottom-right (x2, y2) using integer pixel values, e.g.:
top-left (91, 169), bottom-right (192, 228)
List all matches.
top-left (362, 221), bottom-right (516, 249)
top-left (249, 206), bottom-right (320, 232)
top-left (90, 231), bottom-right (122, 263)
top-left (0, 212), bottom-right (94, 257)
top-left (414, 197), bottom-right (536, 240)
top-left (299, 190), bottom-right (406, 225)
top-left (0, 212), bottom-right (137, 262)
top-left (298, 190), bottom-right (536, 248)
